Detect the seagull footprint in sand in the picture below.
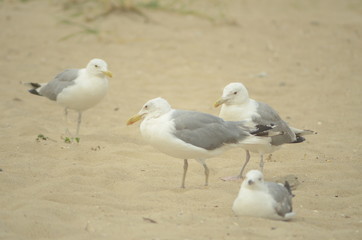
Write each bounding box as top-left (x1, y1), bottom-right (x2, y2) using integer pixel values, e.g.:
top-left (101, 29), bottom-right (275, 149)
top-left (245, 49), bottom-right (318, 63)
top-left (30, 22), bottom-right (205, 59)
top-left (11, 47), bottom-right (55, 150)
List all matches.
top-left (127, 97), bottom-right (276, 188)
top-left (27, 58), bottom-right (112, 136)
top-left (214, 82), bottom-right (316, 180)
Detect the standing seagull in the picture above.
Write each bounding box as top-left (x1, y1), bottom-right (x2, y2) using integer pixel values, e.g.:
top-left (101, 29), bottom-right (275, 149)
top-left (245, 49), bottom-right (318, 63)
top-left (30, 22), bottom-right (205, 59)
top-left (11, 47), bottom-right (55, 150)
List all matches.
top-left (127, 97), bottom-right (276, 188)
top-left (214, 82), bottom-right (315, 180)
top-left (232, 169), bottom-right (295, 221)
top-left (28, 58), bottom-right (112, 136)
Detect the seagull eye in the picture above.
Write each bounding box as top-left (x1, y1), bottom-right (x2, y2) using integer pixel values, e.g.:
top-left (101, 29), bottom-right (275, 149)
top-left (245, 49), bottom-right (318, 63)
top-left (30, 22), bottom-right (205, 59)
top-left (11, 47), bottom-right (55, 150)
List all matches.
top-left (233, 91), bottom-right (238, 95)
top-left (144, 105), bottom-right (148, 109)
top-left (95, 64), bottom-right (99, 68)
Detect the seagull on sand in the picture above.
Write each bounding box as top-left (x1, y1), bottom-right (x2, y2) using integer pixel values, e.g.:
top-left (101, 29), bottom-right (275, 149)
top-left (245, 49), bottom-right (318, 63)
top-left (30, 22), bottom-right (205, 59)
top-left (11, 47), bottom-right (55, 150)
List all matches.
top-left (232, 169), bottom-right (295, 221)
top-left (127, 97), bottom-right (276, 188)
top-left (27, 58), bottom-right (112, 136)
top-left (214, 82), bottom-right (316, 180)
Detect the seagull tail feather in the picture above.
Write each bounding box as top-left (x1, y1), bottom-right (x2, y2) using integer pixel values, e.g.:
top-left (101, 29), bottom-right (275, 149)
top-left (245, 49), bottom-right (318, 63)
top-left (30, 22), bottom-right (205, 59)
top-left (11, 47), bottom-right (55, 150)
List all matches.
top-left (290, 127), bottom-right (317, 136)
top-left (283, 212), bottom-right (296, 221)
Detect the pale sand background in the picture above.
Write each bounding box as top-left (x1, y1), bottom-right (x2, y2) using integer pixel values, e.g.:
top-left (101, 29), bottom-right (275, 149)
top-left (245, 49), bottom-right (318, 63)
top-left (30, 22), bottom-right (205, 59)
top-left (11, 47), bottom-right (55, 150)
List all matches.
top-left (0, 0), bottom-right (361, 239)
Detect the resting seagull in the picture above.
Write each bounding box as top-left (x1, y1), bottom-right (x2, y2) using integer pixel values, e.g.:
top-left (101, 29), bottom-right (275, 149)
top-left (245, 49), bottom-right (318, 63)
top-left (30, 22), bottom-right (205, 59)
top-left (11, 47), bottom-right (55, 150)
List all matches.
top-left (214, 82), bottom-right (316, 180)
top-left (232, 169), bottom-right (295, 221)
top-left (27, 58), bottom-right (112, 136)
top-left (127, 97), bottom-right (276, 188)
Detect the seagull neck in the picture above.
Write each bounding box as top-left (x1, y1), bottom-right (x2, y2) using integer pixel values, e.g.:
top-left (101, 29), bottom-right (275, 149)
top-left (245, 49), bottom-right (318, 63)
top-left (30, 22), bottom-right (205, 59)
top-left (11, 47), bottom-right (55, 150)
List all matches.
top-left (238, 98), bottom-right (252, 107)
top-left (84, 68), bottom-right (104, 79)
top-left (224, 98), bottom-right (252, 110)
top-left (243, 183), bottom-right (266, 191)
top-left (146, 109), bottom-right (172, 120)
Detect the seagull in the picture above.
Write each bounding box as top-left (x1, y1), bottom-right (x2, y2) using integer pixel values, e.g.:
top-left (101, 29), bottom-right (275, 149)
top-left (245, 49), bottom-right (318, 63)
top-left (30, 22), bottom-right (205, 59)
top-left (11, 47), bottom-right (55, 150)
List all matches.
top-left (214, 82), bottom-right (316, 180)
top-left (127, 97), bottom-right (276, 188)
top-left (27, 58), bottom-right (112, 136)
top-left (232, 169), bottom-right (295, 221)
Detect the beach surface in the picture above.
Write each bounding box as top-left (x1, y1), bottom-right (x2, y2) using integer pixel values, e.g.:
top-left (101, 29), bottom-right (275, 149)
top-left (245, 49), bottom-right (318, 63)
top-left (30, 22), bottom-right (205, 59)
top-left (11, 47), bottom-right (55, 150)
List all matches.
top-left (0, 0), bottom-right (361, 239)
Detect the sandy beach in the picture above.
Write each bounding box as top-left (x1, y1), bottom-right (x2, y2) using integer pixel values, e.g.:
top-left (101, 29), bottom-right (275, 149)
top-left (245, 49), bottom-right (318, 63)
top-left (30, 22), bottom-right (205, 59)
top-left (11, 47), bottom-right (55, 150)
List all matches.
top-left (0, 0), bottom-right (361, 239)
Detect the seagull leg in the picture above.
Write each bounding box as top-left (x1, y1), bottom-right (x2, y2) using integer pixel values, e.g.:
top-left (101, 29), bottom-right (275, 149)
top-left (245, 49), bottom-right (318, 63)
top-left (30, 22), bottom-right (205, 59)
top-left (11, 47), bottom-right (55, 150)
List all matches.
top-left (199, 159), bottom-right (209, 186)
top-left (64, 108), bottom-right (68, 122)
top-left (220, 150), bottom-right (250, 181)
top-left (204, 164), bottom-right (209, 186)
top-left (181, 159), bottom-right (188, 188)
top-left (64, 108), bottom-right (71, 136)
top-left (238, 150), bottom-right (250, 178)
top-left (196, 159), bottom-right (209, 186)
top-left (76, 111), bottom-right (82, 137)
top-left (259, 154), bottom-right (264, 172)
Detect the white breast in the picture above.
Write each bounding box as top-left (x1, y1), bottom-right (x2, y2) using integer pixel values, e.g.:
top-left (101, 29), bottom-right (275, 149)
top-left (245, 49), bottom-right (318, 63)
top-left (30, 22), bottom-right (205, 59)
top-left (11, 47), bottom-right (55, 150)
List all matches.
top-left (56, 70), bottom-right (108, 111)
top-left (232, 188), bottom-right (279, 219)
top-left (219, 100), bottom-right (258, 123)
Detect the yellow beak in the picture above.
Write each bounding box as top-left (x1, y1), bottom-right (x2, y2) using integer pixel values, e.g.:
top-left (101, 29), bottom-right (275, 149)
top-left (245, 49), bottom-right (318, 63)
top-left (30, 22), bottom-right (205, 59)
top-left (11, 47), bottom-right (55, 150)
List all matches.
top-left (126, 114), bottom-right (143, 126)
top-left (214, 98), bottom-right (227, 108)
top-left (102, 71), bottom-right (113, 78)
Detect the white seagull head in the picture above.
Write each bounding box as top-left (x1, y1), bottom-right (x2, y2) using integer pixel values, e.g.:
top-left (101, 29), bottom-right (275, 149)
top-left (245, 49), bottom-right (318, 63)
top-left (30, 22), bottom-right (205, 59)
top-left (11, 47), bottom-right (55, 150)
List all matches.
top-left (127, 97), bottom-right (172, 125)
top-left (86, 58), bottom-right (113, 78)
top-left (243, 169), bottom-right (265, 190)
top-left (214, 82), bottom-right (249, 107)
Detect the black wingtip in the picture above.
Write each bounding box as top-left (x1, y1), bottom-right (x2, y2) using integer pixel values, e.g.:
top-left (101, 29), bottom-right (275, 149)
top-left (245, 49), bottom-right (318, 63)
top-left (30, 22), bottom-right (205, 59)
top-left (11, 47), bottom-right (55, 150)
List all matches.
top-left (28, 88), bottom-right (41, 96)
top-left (30, 82), bottom-right (41, 88)
top-left (291, 136), bottom-right (305, 143)
top-left (28, 83), bottom-right (42, 96)
top-left (250, 123), bottom-right (275, 135)
top-left (284, 181), bottom-right (295, 197)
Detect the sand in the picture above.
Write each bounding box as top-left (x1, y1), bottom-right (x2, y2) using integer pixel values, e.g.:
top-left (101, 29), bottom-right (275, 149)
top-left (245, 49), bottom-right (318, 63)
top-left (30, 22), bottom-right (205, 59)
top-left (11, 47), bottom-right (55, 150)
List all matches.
top-left (0, 0), bottom-right (361, 239)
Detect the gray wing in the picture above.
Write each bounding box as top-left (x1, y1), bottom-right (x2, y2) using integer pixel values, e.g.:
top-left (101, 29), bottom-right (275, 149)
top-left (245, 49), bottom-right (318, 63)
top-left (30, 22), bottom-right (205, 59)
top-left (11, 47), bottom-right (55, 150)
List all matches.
top-left (172, 110), bottom-right (251, 151)
top-left (39, 69), bottom-right (79, 100)
top-left (253, 102), bottom-right (296, 145)
top-left (265, 181), bottom-right (293, 217)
